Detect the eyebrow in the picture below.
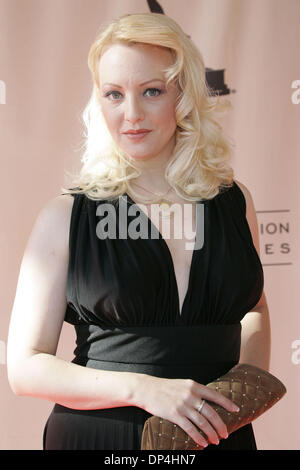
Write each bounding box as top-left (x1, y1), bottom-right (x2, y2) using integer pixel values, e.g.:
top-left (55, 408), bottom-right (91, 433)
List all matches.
top-left (102, 78), bottom-right (165, 87)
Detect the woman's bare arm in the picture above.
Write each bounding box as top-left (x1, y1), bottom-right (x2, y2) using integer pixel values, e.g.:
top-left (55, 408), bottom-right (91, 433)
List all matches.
top-left (6, 194), bottom-right (145, 409)
top-left (235, 180), bottom-right (271, 371)
top-left (240, 299), bottom-right (271, 371)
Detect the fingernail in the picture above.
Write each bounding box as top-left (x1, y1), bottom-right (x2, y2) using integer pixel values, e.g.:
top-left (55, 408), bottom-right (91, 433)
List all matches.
top-left (233, 405), bottom-right (240, 412)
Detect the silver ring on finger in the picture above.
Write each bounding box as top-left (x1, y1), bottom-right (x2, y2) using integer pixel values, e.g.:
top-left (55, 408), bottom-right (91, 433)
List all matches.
top-left (196, 399), bottom-right (206, 414)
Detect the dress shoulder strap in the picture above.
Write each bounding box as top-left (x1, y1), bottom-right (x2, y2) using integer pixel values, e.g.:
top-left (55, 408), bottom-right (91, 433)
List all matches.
top-left (231, 181), bottom-right (246, 216)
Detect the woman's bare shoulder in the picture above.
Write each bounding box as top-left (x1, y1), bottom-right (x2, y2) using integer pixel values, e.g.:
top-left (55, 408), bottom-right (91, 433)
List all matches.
top-left (54, 193), bottom-right (75, 212)
top-left (39, 193), bottom-right (74, 225)
top-left (29, 194), bottom-right (75, 256)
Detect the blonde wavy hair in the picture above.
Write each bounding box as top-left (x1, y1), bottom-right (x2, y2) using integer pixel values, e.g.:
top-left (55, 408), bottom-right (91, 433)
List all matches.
top-left (62, 12), bottom-right (235, 202)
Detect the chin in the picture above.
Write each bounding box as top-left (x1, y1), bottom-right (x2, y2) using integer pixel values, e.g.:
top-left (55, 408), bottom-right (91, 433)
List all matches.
top-left (120, 146), bottom-right (155, 159)
top-left (127, 153), bottom-right (155, 161)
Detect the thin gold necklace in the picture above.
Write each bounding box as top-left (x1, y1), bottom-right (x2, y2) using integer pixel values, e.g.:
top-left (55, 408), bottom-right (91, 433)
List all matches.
top-left (129, 182), bottom-right (175, 213)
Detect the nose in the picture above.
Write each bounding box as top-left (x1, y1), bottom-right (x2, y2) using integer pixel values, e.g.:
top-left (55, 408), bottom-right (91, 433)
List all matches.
top-left (124, 94), bottom-right (145, 123)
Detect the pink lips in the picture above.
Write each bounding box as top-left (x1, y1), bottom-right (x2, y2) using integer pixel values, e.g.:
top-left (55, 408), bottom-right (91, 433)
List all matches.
top-left (123, 129), bottom-right (151, 134)
top-left (123, 130), bottom-right (152, 140)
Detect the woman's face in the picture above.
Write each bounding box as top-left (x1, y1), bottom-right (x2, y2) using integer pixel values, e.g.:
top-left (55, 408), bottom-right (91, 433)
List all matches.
top-left (97, 42), bottom-right (180, 162)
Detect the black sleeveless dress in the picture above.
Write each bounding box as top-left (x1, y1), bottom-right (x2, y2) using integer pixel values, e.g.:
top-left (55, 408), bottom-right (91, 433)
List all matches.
top-left (43, 181), bottom-right (264, 450)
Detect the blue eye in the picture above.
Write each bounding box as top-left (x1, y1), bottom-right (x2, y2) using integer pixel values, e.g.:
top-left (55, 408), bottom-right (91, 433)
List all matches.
top-left (145, 88), bottom-right (162, 97)
top-left (104, 91), bottom-right (121, 100)
top-left (104, 88), bottom-right (163, 100)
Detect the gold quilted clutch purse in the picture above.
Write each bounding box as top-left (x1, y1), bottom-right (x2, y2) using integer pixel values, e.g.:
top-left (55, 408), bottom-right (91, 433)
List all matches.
top-left (141, 363), bottom-right (286, 450)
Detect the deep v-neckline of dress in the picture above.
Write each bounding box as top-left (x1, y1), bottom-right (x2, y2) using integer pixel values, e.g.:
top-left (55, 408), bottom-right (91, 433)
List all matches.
top-left (123, 193), bottom-right (202, 318)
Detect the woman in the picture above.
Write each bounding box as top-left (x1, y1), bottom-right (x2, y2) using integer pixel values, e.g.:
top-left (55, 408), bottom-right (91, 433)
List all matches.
top-left (7, 13), bottom-right (270, 450)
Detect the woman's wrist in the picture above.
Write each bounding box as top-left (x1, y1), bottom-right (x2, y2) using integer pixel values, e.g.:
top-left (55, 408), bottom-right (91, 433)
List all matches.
top-left (125, 372), bottom-right (156, 409)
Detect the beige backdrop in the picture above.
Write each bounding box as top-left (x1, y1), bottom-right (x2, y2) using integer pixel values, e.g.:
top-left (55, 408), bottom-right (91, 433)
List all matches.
top-left (0, 0), bottom-right (299, 450)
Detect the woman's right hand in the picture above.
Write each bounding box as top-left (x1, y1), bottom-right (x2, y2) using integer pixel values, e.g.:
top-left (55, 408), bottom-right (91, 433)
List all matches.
top-left (138, 375), bottom-right (240, 448)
